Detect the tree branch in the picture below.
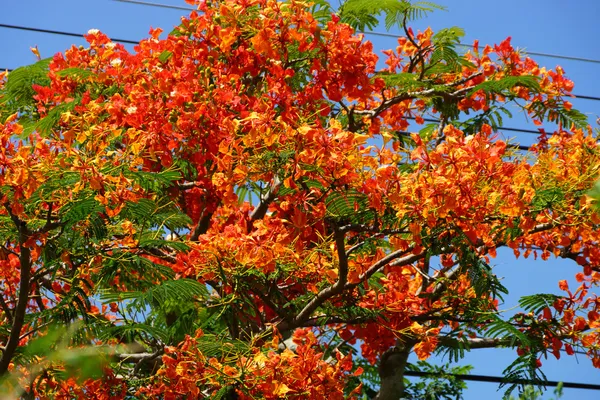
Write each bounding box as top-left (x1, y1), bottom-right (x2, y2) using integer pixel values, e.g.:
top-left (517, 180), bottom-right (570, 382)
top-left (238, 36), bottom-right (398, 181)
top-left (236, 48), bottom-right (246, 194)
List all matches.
top-left (250, 177), bottom-right (281, 222)
top-left (402, 13), bottom-right (424, 79)
top-left (438, 336), bottom-right (514, 349)
top-left (339, 223), bottom-right (408, 235)
top-left (0, 204), bottom-right (32, 376)
top-left (35, 203), bottom-right (63, 234)
top-left (344, 246), bottom-right (423, 291)
top-left (190, 211), bottom-right (212, 242)
top-left (302, 315), bottom-right (376, 327)
top-left (374, 339), bottom-right (417, 400)
top-left (353, 72), bottom-right (483, 121)
top-left (279, 228), bottom-right (349, 331)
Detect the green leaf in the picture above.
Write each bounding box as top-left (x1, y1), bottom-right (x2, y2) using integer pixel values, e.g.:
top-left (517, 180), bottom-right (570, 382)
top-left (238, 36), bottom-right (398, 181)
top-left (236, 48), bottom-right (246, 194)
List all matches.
top-left (103, 323), bottom-right (170, 343)
top-left (62, 197), bottom-right (105, 228)
top-left (1, 57), bottom-right (52, 122)
top-left (531, 187), bottom-right (564, 210)
top-left (100, 279), bottom-right (208, 313)
top-left (325, 189), bottom-right (374, 224)
top-left (32, 99), bottom-right (79, 137)
top-left (376, 71), bottom-right (424, 92)
top-left (309, 0), bottom-right (334, 25)
top-left (587, 179), bottom-right (600, 211)
top-left (518, 294), bottom-right (561, 315)
top-left (23, 325), bottom-right (69, 357)
top-left (468, 75), bottom-right (541, 98)
top-left (158, 50), bottom-right (173, 63)
top-left (56, 68), bottom-right (94, 80)
top-left (125, 168), bottom-right (182, 192)
top-left (339, 0), bottom-right (446, 32)
top-left (485, 315), bottom-right (530, 348)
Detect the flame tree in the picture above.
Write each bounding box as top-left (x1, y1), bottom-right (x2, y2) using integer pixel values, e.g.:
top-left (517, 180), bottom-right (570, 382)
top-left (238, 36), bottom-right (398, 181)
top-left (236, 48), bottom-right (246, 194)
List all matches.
top-left (0, 0), bottom-right (598, 398)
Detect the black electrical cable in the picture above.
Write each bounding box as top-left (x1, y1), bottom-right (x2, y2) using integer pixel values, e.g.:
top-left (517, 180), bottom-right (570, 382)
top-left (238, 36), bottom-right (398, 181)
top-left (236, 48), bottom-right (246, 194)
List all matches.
top-left (0, 23), bottom-right (138, 45)
top-left (363, 30), bottom-right (600, 65)
top-left (2, 22), bottom-right (599, 103)
top-left (406, 116), bottom-right (544, 136)
top-left (112, 0), bottom-right (600, 66)
top-left (397, 131), bottom-right (531, 151)
top-left (405, 370), bottom-right (600, 391)
top-left (114, 0), bottom-right (194, 11)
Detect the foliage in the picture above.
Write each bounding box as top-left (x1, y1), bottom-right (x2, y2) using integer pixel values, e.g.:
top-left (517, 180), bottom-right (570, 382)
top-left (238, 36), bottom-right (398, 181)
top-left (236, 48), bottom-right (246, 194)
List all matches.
top-left (404, 361), bottom-right (473, 400)
top-left (0, 0), bottom-right (598, 398)
top-left (508, 383), bottom-right (564, 400)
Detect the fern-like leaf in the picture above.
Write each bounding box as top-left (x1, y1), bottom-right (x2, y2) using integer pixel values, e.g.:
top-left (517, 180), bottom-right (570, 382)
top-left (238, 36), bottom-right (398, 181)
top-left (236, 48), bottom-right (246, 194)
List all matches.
top-left (468, 75), bottom-right (541, 98)
top-left (100, 278), bottom-right (208, 310)
top-left (339, 0), bottom-right (445, 32)
top-left (0, 57), bottom-right (51, 122)
top-left (518, 294), bottom-right (561, 315)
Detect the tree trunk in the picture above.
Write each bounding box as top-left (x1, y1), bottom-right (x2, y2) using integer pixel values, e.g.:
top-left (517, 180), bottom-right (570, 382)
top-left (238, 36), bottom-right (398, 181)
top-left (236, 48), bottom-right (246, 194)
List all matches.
top-left (374, 339), bottom-right (416, 400)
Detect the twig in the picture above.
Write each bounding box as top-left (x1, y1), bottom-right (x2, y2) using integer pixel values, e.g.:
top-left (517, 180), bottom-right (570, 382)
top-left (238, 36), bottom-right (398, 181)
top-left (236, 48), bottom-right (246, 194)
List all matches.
top-left (19, 321), bottom-right (53, 341)
top-left (403, 13), bottom-right (425, 79)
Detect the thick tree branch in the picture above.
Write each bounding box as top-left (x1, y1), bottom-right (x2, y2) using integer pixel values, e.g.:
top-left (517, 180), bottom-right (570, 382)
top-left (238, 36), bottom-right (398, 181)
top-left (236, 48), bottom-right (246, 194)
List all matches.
top-left (190, 211), bottom-right (212, 242)
top-left (302, 315), bottom-right (376, 327)
top-left (0, 205), bottom-right (32, 376)
top-left (438, 336), bottom-right (514, 349)
top-left (141, 247), bottom-right (178, 264)
top-left (279, 228), bottom-right (349, 331)
top-left (280, 244), bottom-right (424, 333)
top-left (344, 247), bottom-right (422, 291)
top-left (374, 339), bottom-right (417, 400)
top-left (372, 333), bottom-right (513, 399)
top-left (117, 352), bottom-right (159, 362)
top-left (250, 177), bottom-right (281, 222)
top-left (131, 347), bottom-right (163, 376)
top-left (353, 72), bottom-right (483, 121)
top-left (177, 182), bottom-right (200, 190)
top-left (35, 203), bottom-right (63, 234)
top-left (339, 223), bottom-right (408, 235)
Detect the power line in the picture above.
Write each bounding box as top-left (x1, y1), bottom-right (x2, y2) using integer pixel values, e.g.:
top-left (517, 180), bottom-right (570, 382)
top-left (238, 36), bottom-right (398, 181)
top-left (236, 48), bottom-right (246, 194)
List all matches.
top-left (2, 23), bottom-right (599, 104)
top-left (459, 43), bottom-right (600, 65)
top-left (364, 31), bottom-right (600, 65)
top-left (112, 0), bottom-right (600, 67)
top-left (408, 116), bottom-right (543, 136)
top-left (0, 23), bottom-right (138, 45)
top-left (114, 0), bottom-right (194, 11)
top-left (573, 94), bottom-right (600, 101)
top-left (405, 370), bottom-right (600, 391)
top-left (398, 131), bottom-right (531, 152)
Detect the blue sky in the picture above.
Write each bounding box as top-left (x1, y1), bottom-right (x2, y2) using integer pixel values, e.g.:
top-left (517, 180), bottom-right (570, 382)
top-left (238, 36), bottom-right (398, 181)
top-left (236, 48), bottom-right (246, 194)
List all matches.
top-left (2, 0), bottom-right (600, 398)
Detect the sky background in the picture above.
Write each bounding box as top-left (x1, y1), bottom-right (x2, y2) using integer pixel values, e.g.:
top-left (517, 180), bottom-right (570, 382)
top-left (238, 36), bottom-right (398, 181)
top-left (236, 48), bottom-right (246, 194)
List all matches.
top-left (1, 0), bottom-right (600, 398)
